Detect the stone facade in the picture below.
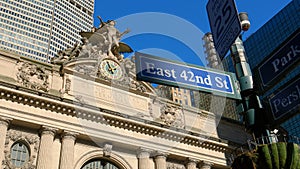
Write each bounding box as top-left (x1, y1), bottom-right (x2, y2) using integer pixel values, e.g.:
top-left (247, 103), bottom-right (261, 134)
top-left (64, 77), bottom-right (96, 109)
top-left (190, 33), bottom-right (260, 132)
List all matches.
top-left (0, 48), bottom-right (250, 169)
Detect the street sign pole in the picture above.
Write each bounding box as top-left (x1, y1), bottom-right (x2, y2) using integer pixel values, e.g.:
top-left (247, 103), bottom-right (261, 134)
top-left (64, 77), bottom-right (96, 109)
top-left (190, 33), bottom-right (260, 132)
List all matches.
top-left (207, 0), bottom-right (271, 141)
top-left (229, 14), bottom-right (272, 141)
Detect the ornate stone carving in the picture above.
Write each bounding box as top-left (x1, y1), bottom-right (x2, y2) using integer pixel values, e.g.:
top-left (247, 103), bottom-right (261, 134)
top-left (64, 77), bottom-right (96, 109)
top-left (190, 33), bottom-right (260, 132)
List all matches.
top-left (3, 130), bottom-right (40, 169)
top-left (51, 17), bottom-right (132, 64)
top-left (103, 143), bottom-right (113, 157)
top-left (16, 62), bottom-right (49, 92)
top-left (166, 162), bottom-right (186, 169)
top-left (50, 17), bottom-right (153, 93)
top-left (123, 56), bottom-right (136, 75)
top-left (160, 104), bottom-right (185, 128)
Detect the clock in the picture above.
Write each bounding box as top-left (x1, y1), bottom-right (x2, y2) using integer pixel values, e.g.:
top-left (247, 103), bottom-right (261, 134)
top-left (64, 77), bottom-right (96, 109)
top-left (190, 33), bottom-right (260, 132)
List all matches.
top-left (99, 58), bottom-right (123, 80)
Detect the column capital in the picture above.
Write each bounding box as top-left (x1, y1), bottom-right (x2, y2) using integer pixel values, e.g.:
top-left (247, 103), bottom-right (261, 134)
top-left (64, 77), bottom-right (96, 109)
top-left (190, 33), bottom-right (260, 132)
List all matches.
top-left (153, 151), bottom-right (168, 159)
top-left (137, 147), bottom-right (152, 158)
top-left (186, 158), bottom-right (199, 169)
top-left (0, 117), bottom-right (12, 127)
top-left (199, 161), bottom-right (213, 169)
top-left (186, 158), bottom-right (200, 168)
top-left (187, 158), bottom-right (199, 163)
top-left (40, 126), bottom-right (58, 136)
top-left (61, 131), bottom-right (78, 141)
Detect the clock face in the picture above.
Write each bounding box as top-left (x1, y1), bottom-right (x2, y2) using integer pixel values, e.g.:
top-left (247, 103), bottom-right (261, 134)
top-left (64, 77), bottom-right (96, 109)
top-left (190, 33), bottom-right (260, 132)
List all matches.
top-left (99, 59), bottom-right (123, 80)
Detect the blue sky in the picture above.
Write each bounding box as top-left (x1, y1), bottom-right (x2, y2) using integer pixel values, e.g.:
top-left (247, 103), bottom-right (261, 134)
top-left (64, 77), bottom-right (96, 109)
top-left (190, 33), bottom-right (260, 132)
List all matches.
top-left (93, 0), bottom-right (292, 66)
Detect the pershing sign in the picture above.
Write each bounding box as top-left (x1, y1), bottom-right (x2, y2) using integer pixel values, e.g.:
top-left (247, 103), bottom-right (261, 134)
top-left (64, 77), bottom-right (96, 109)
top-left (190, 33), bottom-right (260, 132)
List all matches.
top-left (269, 77), bottom-right (300, 120)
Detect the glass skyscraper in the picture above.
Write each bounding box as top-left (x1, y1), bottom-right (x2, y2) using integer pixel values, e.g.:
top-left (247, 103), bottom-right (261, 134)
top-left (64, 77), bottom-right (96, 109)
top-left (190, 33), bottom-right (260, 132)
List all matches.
top-left (224, 0), bottom-right (300, 137)
top-left (0, 0), bottom-right (94, 62)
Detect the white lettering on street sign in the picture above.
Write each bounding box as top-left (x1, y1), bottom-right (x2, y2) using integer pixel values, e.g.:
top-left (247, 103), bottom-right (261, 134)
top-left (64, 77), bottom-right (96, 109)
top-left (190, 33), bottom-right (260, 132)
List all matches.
top-left (135, 52), bottom-right (241, 99)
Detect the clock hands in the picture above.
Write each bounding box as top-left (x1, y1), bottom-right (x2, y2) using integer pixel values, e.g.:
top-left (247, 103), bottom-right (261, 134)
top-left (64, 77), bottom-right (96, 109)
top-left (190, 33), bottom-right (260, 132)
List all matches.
top-left (106, 61), bottom-right (117, 74)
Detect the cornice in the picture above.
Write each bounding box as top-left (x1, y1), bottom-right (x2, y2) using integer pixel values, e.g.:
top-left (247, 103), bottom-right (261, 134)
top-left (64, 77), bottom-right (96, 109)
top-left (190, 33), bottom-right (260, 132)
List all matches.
top-left (0, 83), bottom-right (231, 153)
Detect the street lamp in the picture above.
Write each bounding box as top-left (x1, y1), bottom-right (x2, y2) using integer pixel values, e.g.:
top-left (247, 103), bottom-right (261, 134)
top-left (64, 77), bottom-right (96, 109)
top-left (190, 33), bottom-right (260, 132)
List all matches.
top-left (239, 12), bottom-right (250, 31)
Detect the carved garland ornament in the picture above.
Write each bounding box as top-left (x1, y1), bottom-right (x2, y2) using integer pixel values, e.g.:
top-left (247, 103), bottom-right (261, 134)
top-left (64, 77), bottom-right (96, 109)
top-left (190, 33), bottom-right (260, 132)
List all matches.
top-left (2, 130), bottom-right (40, 169)
top-left (16, 62), bottom-right (49, 92)
top-left (160, 104), bottom-right (185, 129)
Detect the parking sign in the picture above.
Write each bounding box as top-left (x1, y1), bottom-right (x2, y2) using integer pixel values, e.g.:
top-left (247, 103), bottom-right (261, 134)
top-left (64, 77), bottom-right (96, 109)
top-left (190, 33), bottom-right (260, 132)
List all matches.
top-left (206, 0), bottom-right (241, 60)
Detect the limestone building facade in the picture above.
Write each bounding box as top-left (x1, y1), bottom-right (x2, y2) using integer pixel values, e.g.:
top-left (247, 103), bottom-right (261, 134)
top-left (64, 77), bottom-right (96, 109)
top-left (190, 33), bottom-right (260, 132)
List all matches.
top-left (0, 20), bottom-right (250, 169)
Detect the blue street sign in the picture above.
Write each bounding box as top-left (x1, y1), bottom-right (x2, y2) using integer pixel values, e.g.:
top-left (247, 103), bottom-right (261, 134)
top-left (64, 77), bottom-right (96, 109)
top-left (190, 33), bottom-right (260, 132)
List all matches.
top-left (206, 0), bottom-right (241, 60)
top-left (135, 52), bottom-right (241, 99)
top-left (269, 76), bottom-right (300, 120)
top-left (258, 31), bottom-right (300, 87)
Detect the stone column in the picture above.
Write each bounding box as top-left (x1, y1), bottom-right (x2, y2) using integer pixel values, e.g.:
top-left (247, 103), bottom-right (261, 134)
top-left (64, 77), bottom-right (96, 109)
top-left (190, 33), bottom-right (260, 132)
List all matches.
top-left (199, 161), bottom-right (213, 169)
top-left (59, 131), bottom-right (77, 169)
top-left (186, 158), bottom-right (198, 169)
top-left (37, 126), bottom-right (57, 169)
top-left (0, 117), bottom-right (10, 165)
top-left (154, 152), bottom-right (167, 169)
top-left (137, 148), bottom-right (151, 169)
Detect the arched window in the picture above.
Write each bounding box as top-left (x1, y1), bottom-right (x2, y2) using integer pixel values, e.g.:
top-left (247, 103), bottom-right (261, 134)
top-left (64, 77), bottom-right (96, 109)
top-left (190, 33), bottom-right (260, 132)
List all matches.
top-left (81, 159), bottom-right (120, 169)
top-left (10, 141), bottom-right (30, 168)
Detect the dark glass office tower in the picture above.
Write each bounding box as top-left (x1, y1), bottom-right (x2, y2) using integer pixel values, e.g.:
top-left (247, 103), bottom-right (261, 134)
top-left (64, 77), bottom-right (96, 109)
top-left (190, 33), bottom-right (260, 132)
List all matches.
top-left (224, 0), bottom-right (300, 137)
